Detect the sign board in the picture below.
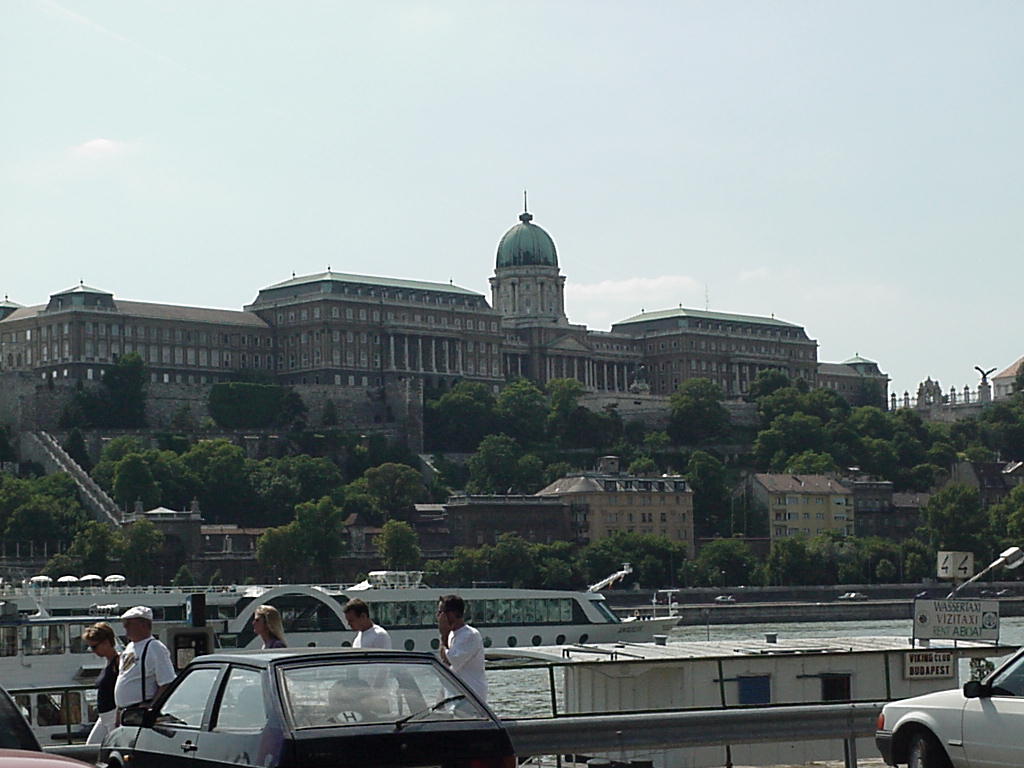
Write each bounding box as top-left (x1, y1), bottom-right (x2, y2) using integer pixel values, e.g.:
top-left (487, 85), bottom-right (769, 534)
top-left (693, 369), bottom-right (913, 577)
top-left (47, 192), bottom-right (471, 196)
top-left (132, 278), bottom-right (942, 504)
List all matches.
top-left (914, 599), bottom-right (999, 642)
top-left (937, 551), bottom-right (974, 579)
top-left (904, 650), bottom-right (955, 679)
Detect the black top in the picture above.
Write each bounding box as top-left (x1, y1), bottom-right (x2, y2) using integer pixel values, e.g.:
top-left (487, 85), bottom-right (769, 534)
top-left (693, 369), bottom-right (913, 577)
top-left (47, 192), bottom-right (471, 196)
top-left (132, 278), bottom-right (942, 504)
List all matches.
top-left (96, 655), bottom-right (118, 713)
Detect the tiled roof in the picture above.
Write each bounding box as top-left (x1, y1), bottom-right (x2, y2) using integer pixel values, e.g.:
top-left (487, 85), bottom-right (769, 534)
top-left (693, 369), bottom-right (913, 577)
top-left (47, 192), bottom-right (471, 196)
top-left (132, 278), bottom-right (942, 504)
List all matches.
top-left (260, 271), bottom-right (482, 297)
top-left (536, 476), bottom-right (604, 495)
top-left (0, 300), bottom-right (269, 328)
top-left (818, 362), bottom-right (863, 377)
top-left (753, 474), bottom-right (851, 493)
top-left (994, 355), bottom-right (1024, 381)
top-left (614, 306), bottom-right (800, 328)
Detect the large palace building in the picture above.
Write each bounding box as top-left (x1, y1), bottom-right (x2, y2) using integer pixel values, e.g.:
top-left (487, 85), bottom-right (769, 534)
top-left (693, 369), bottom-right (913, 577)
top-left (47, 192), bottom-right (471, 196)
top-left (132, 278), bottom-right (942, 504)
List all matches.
top-left (0, 206), bottom-right (886, 404)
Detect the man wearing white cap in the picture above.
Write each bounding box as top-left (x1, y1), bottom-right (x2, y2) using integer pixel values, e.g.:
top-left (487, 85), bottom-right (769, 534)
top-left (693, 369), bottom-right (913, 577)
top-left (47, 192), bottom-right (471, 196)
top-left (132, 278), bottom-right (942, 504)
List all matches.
top-left (114, 606), bottom-right (176, 711)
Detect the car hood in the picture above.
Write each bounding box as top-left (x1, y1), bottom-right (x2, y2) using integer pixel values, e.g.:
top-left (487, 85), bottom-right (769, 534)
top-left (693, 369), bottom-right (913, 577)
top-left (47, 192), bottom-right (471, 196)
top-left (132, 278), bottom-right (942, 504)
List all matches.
top-left (886, 687), bottom-right (967, 712)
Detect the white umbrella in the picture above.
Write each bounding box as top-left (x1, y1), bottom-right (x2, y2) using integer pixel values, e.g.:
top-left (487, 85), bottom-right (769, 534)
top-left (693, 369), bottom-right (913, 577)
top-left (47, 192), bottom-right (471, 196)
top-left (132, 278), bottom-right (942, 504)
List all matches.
top-left (57, 575), bottom-right (79, 583)
top-left (29, 575), bottom-right (52, 583)
top-left (104, 574), bottom-right (126, 584)
top-left (79, 574), bottom-right (102, 582)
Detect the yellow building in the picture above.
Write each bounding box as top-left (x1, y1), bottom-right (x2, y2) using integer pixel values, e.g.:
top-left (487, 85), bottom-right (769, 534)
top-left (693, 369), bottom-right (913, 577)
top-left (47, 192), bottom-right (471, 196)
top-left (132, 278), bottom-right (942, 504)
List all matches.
top-left (536, 458), bottom-right (694, 557)
top-left (751, 474), bottom-right (853, 542)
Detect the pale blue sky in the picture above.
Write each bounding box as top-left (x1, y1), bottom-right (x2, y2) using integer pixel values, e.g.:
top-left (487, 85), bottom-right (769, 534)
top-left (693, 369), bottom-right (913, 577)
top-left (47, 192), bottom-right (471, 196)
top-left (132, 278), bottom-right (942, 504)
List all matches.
top-left (3, 1), bottom-right (1022, 398)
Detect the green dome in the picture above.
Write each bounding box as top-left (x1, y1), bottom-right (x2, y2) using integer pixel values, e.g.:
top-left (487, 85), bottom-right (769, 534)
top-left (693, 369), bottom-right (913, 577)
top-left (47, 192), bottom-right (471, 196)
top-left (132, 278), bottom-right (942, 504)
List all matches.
top-left (496, 212), bottom-right (558, 268)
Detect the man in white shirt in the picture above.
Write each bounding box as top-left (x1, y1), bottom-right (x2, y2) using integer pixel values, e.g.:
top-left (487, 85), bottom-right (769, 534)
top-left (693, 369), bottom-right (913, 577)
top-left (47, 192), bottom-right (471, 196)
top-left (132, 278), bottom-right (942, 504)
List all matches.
top-left (113, 605), bottom-right (177, 710)
top-left (437, 594), bottom-right (487, 702)
top-left (344, 599), bottom-right (392, 649)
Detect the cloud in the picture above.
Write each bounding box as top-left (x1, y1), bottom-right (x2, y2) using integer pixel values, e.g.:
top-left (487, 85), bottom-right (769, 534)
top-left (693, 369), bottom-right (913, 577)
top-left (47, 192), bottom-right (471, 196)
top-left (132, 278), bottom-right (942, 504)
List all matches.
top-left (738, 266), bottom-right (770, 282)
top-left (566, 274), bottom-right (701, 330)
top-left (69, 138), bottom-right (134, 160)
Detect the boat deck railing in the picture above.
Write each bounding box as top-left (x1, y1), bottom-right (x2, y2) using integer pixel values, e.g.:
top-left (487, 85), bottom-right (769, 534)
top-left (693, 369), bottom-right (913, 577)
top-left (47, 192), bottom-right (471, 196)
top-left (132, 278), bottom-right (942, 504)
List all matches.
top-left (47, 700), bottom-right (881, 768)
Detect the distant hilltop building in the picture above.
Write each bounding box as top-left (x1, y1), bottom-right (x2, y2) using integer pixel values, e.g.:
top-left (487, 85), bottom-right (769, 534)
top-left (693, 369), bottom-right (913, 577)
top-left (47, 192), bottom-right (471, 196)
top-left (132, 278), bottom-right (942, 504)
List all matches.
top-left (0, 204), bottom-right (887, 427)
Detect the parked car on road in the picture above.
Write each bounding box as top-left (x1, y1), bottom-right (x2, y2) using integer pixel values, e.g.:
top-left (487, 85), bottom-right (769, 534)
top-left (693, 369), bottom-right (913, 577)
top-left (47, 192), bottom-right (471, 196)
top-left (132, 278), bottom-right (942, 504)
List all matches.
top-left (101, 648), bottom-right (516, 768)
top-left (713, 595), bottom-right (736, 603)
top-left (837, 592), bottom-right (868, 601)
top-left (876, 646), bottom-right (1024, 767)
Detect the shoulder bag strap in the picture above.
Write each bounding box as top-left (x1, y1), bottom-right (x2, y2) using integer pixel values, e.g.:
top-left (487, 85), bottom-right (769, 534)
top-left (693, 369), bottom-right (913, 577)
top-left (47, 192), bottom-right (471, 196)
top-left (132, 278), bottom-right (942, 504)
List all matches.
top-left (139, 638), bottom-right (151, 702)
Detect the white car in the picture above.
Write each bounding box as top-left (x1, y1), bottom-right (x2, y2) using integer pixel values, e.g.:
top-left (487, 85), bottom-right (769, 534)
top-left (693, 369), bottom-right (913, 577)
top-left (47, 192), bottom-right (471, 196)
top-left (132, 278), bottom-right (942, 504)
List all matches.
top-left (876, 647), bottom-right (1024, 767)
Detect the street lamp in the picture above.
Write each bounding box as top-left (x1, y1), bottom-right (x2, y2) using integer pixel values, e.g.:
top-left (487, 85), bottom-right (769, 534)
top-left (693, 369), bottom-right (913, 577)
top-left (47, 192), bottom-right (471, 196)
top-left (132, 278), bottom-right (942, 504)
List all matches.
top-left (946, 546), bottom-right (1024, 598)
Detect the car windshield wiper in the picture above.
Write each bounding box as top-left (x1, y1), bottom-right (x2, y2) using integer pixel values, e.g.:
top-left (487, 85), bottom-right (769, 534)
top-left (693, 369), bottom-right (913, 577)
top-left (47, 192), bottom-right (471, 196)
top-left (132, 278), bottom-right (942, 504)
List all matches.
top-left (393, 694), bottom-right (466, 731)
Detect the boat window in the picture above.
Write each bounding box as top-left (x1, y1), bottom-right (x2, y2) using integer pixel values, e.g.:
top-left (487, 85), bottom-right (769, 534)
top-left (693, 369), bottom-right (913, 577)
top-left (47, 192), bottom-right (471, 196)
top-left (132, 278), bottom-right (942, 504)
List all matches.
top-left (68, 623), bottom-right (91, 653)
top-left (593, 601), bottom-right (621, 624)
top-left (21, 624), bottom-right (65, 655)
top-left (0, 626), bottom-right (16, 656)
top-left (34, 691), bottom-right (83, 727)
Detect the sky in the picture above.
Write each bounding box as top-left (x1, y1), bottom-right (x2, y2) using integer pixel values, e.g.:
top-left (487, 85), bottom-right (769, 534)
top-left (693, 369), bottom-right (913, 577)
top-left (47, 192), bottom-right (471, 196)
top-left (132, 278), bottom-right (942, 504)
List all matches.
top-left (2, 1), bottom-right (1023, 399)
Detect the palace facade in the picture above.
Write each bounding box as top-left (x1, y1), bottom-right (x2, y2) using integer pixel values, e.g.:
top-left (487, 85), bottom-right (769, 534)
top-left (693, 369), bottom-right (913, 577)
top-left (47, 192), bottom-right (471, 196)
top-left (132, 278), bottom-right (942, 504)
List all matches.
top-left (0, 206), bottom-right (885, 404)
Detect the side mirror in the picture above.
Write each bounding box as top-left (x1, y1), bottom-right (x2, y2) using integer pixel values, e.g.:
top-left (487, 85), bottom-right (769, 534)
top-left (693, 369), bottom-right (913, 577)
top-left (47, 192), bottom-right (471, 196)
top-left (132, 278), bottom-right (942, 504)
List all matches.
top-left (120, 706), bottom-right (149, 727)
top-left (963, 680), bottom-right (988, 699)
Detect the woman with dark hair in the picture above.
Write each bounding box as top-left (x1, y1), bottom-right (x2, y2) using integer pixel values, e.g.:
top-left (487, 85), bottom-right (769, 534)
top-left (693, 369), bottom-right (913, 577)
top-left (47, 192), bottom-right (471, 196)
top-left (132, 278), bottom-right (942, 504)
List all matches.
top-left (82, 622), bottom-right (119, 744)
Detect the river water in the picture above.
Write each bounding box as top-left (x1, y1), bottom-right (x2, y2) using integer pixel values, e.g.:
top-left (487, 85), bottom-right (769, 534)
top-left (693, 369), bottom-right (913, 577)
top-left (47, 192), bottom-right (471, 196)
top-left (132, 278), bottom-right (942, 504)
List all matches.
top-left (485, 616), bottom-right (1024, 719)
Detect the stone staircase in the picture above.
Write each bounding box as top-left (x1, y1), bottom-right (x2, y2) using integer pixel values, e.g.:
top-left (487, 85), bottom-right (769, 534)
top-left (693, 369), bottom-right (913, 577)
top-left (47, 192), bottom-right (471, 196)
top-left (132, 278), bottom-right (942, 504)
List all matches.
top-left (20, 431), bottom-right (122, 527)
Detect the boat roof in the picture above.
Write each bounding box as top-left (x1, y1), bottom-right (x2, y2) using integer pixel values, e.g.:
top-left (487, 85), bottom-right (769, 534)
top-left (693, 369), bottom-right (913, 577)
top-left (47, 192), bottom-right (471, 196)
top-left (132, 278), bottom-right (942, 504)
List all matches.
top-left (486, 636), bottom-right (1017, 664)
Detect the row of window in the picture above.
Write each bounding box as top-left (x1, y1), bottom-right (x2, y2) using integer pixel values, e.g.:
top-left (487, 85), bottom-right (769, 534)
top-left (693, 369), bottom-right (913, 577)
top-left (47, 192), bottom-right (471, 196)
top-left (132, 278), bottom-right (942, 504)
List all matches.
top-left (274, 304), bottom-right (499, 332)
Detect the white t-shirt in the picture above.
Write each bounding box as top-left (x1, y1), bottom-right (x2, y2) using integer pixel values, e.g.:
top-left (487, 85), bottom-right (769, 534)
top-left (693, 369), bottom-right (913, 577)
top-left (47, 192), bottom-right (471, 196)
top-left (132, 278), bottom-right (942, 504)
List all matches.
top-left (114, 637), bottom-right (177, 708)
top-left (445, 624), bottom-right (487, 702)
top-left (353, 624), bottom-right (392, 649)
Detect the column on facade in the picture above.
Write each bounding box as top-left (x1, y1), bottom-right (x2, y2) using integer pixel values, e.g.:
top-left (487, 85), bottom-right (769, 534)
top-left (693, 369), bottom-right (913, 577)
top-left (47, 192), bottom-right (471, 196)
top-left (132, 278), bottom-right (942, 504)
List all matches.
top-left (431, 338), bottom-right (437, 372)
top-left (388, 336), bottom-right (395, 370)
top-left (417, 337), bottom-right (423, 372)
top-left (403, 336), bottom-right (409, 370)
top-left (517, 356), bottom-right (523, 377)
top-left (456, 341), bottom-right (463, 374)
top-left (443, 340), bottom-right (450, 373)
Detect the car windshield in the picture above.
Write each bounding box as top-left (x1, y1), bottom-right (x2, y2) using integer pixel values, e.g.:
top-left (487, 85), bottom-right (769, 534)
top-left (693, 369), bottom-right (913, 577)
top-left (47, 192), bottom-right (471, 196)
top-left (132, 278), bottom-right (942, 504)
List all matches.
top-left (280, 659), bottom-right (490, 728)
top-left (989, 652), bottom-right (1024, 696)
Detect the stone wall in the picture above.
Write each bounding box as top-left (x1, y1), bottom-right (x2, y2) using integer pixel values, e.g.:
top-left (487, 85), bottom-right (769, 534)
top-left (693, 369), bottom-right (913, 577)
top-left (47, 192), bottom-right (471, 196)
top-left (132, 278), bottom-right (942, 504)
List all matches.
top-left (0, 371), bottom-right (424, 453)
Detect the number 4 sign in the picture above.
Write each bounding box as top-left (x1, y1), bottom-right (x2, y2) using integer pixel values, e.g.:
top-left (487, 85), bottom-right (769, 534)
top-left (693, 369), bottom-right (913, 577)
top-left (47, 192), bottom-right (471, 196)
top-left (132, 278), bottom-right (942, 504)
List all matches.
top-left (937, 551), bottom-right (975, 579)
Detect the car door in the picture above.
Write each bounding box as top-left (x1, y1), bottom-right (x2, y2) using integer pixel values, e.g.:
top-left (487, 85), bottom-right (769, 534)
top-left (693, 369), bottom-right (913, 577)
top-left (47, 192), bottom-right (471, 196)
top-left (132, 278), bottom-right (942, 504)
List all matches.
top-left (193, 665), bottom-right (274, 768)
top-left (131, 666), bottom-right (223, 768)
top-left (961, 655), bottom-right (1024, 768)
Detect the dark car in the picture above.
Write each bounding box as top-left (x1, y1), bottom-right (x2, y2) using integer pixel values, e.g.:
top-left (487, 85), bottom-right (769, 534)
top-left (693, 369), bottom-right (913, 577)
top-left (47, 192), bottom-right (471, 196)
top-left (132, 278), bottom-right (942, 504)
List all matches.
top-left (101, 648), bottom-right (516, 768)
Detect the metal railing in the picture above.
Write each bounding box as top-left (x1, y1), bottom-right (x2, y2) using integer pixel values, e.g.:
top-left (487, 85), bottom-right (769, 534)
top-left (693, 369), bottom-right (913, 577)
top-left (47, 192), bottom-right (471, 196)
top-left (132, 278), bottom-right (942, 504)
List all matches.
top-left (504, 701), bottom-right (883, 768)
top-left (47, 701), bottom-right (884, 768)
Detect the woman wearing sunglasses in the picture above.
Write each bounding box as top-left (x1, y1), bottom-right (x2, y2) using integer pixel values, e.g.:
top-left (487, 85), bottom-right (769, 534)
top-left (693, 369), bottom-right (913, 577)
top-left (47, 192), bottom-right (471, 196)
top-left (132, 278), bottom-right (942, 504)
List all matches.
top-left (82, 622), bottom-right (119, 744)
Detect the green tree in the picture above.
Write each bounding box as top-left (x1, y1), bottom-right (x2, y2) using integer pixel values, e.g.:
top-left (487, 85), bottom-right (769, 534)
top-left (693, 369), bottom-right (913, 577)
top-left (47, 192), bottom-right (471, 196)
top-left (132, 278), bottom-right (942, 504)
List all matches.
top-left (181, 439), bottom-right (255, 522)
top-left (784, 450), bottom-right (838, 475)
top-left (875, 558), bottom-right (896, 582)
top-left (113, 453), bottom-right (161, 509)
top-left (495, 378), bottom-right (548, 446)
top-left (171, 565), bottom-right (196, 586)
top-left (63, 429), bottom-right (92, 472)
top-left (102, 353), bottom-right (148, 427)
top-left (921, 485), bottom-right (989, 555)
top-left (667, 379), bottom-right (729, 445)
top-left (467, 435), bottom-right (524, 494)
top-left (425, 382), bottom-right (496, 451)
top-left (687, 451), bottom-right (731, 538)
top-left (747, 370), bottom-right (792, 401)
top-left (628, 456), bottom-right (658, 475)
top-left (695, 538), bottom-right (758, 586)
top-left (118, 518), bottom-right (165, 584)
top-left (291, 496), bottom-right (348, 581)
top-left (256, 525), bottom-right (305, 581)
top-left (765, 537), bottom-right (822, 586)
top-left (376, 519), bottom-right (422, 570)
top-left (363, 463), bottom-right (427, 519)
top-left (53, 521), bottom-right (120, 575)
